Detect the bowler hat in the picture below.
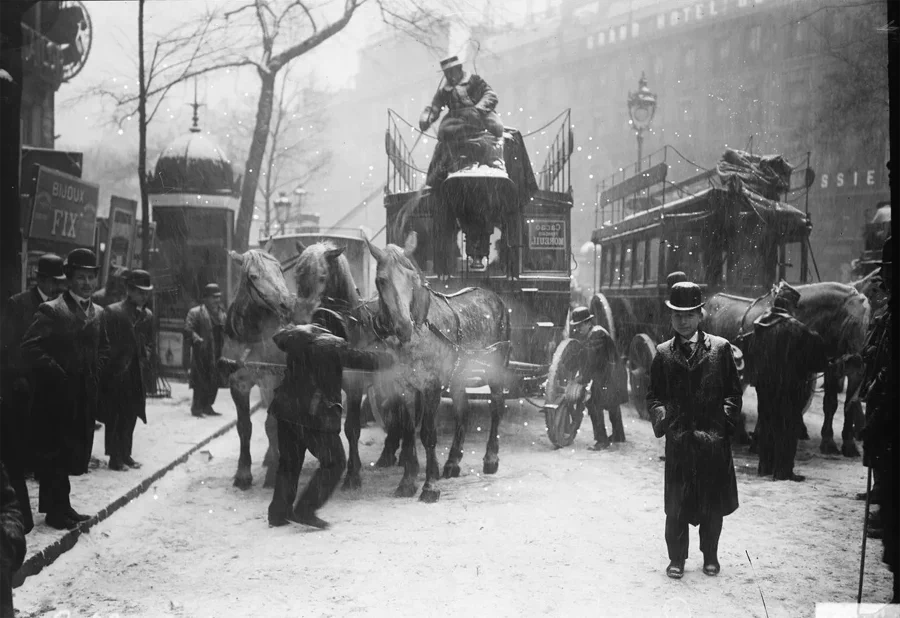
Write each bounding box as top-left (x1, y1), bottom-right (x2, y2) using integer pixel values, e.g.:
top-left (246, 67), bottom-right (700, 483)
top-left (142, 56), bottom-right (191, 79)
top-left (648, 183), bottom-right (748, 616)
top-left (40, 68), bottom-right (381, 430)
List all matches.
top-left (774, 281), bottom-right (801, 305)
top-left (569, 306), bottom-right (594, 326)
top-left (36, 254), bottom-right (66, 280)
top-left (439, 56), bottom-right (463, 72)
top-left (881, 236), bottom-right (892, 265)
top-left (203, 283), bottom-right (222, 298)
top-left (64, 248), bottom-right (99, 272)
top-left (665, 282), bottom-right (703, 312)
top-left (126, 269), bottom-right (154, 291)
top-left (312, 307), bottom-right (349, 341)
top-left (666, 271), bottom-right (688, 290)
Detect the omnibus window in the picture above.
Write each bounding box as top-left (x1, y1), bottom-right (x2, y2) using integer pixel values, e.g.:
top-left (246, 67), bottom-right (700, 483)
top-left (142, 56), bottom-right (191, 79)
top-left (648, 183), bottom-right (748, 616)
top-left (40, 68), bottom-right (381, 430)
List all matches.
top-left (648, 237), bottom-right (660, 285)
top-left (599, 245), bottom-right (608, 287)
top-left (681, 236), bottom-right (706, 282)
top-left (609, 242), bottom-right (619, 287)
top-left (620, 242), bottom-right (632, 287)
top-left (635, 239), bottom-right (646, 285)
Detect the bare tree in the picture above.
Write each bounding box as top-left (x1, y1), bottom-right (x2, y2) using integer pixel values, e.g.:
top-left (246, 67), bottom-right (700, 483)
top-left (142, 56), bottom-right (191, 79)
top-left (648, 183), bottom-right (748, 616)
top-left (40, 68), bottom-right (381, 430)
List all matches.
top-left (795, 0), bottom-right (890, 148)
top-left (70, 2), bottom-right (251, 264)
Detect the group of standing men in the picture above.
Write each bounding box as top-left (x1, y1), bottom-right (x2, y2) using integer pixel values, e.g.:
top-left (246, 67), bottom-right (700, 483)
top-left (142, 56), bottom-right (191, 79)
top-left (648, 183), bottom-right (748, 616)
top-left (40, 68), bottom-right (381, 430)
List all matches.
top-left (0, 249), bottom-right (155, 534)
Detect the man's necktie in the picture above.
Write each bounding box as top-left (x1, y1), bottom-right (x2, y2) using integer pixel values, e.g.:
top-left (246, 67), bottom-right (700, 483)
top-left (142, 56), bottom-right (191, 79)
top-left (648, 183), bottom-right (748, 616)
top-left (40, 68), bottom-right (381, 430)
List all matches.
top-left (81, 301), bottom-right (90, 312)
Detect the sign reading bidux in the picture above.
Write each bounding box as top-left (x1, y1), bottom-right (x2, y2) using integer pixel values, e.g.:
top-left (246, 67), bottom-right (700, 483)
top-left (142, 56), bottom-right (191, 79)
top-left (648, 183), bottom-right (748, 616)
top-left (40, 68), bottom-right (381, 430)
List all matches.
top-left (528, 219), bottom-right (567, 250)
top-left (28, 165), bottom-right (99, 247)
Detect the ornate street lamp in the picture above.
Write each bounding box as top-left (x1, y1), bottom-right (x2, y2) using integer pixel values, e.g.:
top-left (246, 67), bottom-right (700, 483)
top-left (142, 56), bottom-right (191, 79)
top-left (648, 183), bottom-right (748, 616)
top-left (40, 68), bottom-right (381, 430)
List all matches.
top-left (274, 192), bottom-right (291, 235)
top-left (627, 72), bottom-right (657, 173)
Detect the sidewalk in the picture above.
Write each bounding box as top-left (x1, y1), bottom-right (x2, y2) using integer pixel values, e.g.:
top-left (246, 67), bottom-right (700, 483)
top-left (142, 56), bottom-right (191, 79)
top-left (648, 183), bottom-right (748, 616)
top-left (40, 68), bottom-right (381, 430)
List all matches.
top-left (13, 381), bottom-right (260, 587)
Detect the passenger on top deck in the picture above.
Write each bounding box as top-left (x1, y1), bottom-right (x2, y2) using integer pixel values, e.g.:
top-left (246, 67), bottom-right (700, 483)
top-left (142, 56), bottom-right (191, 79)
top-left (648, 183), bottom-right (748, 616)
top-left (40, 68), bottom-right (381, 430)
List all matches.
top-left (419, 56), bottom-right (503, 142)
top-left (418, 56), bottom-right (506, 187)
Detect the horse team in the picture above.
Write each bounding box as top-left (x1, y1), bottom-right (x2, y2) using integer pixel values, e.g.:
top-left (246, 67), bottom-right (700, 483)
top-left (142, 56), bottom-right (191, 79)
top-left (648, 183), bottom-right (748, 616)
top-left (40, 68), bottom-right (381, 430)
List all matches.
top-left (218, 233), bottom-right (872, 507)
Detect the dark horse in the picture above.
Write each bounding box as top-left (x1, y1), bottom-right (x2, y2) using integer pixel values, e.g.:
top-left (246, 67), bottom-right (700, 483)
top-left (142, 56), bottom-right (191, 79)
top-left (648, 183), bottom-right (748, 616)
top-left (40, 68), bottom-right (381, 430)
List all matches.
top-left (363, 232), bottom-right (511, 502)
top-left (704, 281), bottom-right (870, 456)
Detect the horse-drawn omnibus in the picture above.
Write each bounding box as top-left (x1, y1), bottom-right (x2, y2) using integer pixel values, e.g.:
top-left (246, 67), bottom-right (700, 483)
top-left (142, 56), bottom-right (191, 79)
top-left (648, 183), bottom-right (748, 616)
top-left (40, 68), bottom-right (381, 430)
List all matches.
top-left (588, 146), bottom-right (815, 416)
top-left (383, 109), bottom-right (575, 391)
top-left (262, 228), bottom-right (376, 299)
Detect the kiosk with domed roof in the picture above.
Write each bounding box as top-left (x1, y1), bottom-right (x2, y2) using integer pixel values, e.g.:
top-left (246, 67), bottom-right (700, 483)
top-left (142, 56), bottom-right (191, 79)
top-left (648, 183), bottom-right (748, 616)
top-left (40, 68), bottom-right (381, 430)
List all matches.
top-left (147, 102), bottom-right (241, 375)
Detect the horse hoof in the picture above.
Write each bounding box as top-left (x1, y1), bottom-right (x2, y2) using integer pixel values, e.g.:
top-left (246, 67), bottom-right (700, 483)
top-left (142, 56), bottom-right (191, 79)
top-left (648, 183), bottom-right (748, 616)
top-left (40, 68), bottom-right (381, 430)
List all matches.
top-left (841, 442), bottom-right (861, 458)
top-left (374, 454), bottom-right (397, 469)
top-left (233, 473), bottom-right (253, 490)
top-left (442, 463), bottom-right (461, 479)
top-left (419, 487), bottom-right (441, 503)
top-left (342, 475), bottom-right (362, 491)
top-left (483, 460), bottom-right (499, 475)
top-left (393, 483), bottom-right (418, 498)
top-left (820, 439), bottom-right (840, 455)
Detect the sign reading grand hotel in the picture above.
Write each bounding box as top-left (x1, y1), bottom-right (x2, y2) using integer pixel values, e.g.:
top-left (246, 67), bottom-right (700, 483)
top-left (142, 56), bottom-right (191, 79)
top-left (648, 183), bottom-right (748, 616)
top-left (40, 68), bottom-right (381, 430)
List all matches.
top-left (528, 219), bottom-right (567, 250)
top-left (28, 166), bottom-right (99, 247)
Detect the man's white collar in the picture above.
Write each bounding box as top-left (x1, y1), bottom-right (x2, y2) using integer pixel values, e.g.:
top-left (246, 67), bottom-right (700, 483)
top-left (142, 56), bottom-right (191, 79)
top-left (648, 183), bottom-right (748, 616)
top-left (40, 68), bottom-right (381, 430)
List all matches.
top-left (37, 288), bottom-right (51, 302)
top-left (69, 291), bottom-right (90, 305)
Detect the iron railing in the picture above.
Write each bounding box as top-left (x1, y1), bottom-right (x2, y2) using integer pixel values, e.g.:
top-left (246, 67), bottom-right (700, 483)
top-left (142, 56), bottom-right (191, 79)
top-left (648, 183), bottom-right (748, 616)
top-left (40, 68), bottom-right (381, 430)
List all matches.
top-left (385, 109), bottom-right (428, 194)
top-left (536, 109), bottom-right (573, 194)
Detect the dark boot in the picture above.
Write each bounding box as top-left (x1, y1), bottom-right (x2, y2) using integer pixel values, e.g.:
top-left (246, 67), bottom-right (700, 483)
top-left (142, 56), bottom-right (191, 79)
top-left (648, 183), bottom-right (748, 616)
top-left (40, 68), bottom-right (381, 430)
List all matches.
top-left (666, 560), bottom-right (685, 579)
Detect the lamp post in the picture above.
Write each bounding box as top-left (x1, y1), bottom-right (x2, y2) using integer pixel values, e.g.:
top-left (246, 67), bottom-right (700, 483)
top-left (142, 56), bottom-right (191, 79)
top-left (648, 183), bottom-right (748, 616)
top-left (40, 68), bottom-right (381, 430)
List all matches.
top-left (627, 72), bottom-right (657, 174)
top-left (274, 192), bottom-right (291, 235)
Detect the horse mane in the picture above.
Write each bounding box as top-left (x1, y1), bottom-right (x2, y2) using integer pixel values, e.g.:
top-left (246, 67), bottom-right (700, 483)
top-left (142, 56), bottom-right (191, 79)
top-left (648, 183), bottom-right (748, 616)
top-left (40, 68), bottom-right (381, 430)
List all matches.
top-left (295, 241), bottom-right (360, 307)
top-left (383, 244), bottom-right (423, 279)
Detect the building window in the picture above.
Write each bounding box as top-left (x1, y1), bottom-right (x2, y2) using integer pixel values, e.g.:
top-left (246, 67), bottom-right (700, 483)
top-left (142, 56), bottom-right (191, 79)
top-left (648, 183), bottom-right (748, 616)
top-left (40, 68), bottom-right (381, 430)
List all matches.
top-left (684, 47), bottom-right (695, 70)
top-left (609, 28), bottom-right (616, 44)
top-left (719, 39), bottom-right (730, 62)
top-left (619, 25), bottom-right (628, 41)
top-left (657, 14), bottom-right (666, 30)
top-left (653, 55), bottom-right (664, 77)
top-left (598, 32), bottom-right (606, 46)
top-left (748, 25), bottom-right (762, 52)
top-left (587, 37), bottom-right (594, 50)
top-left (632, 22), bottom-right (640, 38)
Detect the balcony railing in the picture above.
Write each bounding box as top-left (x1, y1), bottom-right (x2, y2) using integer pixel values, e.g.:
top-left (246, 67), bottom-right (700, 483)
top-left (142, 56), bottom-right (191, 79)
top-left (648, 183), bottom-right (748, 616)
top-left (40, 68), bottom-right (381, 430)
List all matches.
top-left (21, 23), bottom-right (64, 87)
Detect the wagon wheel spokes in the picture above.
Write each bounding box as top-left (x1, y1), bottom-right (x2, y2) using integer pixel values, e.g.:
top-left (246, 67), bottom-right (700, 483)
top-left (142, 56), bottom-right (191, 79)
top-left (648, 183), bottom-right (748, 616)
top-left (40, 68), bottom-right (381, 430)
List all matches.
top-left (544, 338), bottom-right (582, 448)
top-left (628, 334), bottom-right (657, 421)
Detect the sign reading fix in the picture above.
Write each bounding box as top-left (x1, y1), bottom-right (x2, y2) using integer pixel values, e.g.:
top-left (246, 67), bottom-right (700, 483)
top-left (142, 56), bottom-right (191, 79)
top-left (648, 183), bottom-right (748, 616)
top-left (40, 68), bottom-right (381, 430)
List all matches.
top-left (27, 166), bottom-right (99, 247)
top-left (528, 219), bottom-right (567, 250)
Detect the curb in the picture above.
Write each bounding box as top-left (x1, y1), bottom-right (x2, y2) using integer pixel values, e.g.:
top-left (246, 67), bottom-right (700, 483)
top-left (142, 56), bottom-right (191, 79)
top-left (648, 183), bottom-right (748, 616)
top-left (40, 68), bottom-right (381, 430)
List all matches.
top-left (13, 415), bottom-right (244, 588)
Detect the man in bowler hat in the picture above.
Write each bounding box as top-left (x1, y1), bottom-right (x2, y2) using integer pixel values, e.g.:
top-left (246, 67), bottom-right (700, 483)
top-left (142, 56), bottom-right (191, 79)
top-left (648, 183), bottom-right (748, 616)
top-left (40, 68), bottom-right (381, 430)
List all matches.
top-left (100, 270), bottom-right (154, 471)
top-left (647, 281), bottom-right (743, 579)
top-left (268, 308), bottom-right (394, 529)
top-left (564, 306), bottom-right (628, 449)
top-left (0, 253), bottom-right (67, 533)
top-left (741, 281), bottom-right (830, 481)
top-left (21, 248), bottom-right (109, 530)
top-left (184, 283), bottom-right (226, 417)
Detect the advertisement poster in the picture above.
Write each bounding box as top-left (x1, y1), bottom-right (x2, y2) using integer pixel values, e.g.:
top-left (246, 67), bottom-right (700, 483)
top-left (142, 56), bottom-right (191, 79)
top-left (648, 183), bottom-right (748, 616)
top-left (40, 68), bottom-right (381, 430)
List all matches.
top-left (101, 196), bottom-right (138, 283)
top-left (27, 166), bottom-right (99, 247)
top-left (158, 330), bottom-right (184, 369)
top-left (528, 219), bottom-right (567, 250)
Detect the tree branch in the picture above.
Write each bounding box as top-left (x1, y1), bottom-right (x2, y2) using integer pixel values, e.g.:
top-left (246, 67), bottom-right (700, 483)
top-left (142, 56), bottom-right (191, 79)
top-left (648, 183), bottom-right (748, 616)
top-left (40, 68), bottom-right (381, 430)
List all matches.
top-left (269, 0), bottom-right (362, 72)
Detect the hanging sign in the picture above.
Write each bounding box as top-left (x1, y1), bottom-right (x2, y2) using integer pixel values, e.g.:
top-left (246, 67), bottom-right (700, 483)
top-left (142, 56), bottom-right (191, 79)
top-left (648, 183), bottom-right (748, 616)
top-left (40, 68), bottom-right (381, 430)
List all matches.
top-left (101, 196), bottom-right (138, 283)
top-left (27, 166), bottom-right (99, 247)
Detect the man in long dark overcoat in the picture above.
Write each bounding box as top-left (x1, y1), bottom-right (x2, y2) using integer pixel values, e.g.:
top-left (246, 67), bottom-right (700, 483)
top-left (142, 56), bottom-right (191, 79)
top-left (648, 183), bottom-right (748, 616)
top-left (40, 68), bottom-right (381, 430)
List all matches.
top-left (859, 236), bottom-right (897, 601)
top-left (564, 306), bottom-right (628, 449)
top-left (184, 283), bottom-right (226, 417)
top-left (741, 282), bottom-right (830, 481)
top-left (268, 309), bottom-right (394, 530)
top-left (99, 270), bottom-right (154, 471)
top-left (1, 463), bottom-right (26, 617)
top-left (647, 282), bottom-right (743, 580)
top-left (20, 248), bottom-right (109, 530)
top-left (0, 253), bottom-right (67, 533)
